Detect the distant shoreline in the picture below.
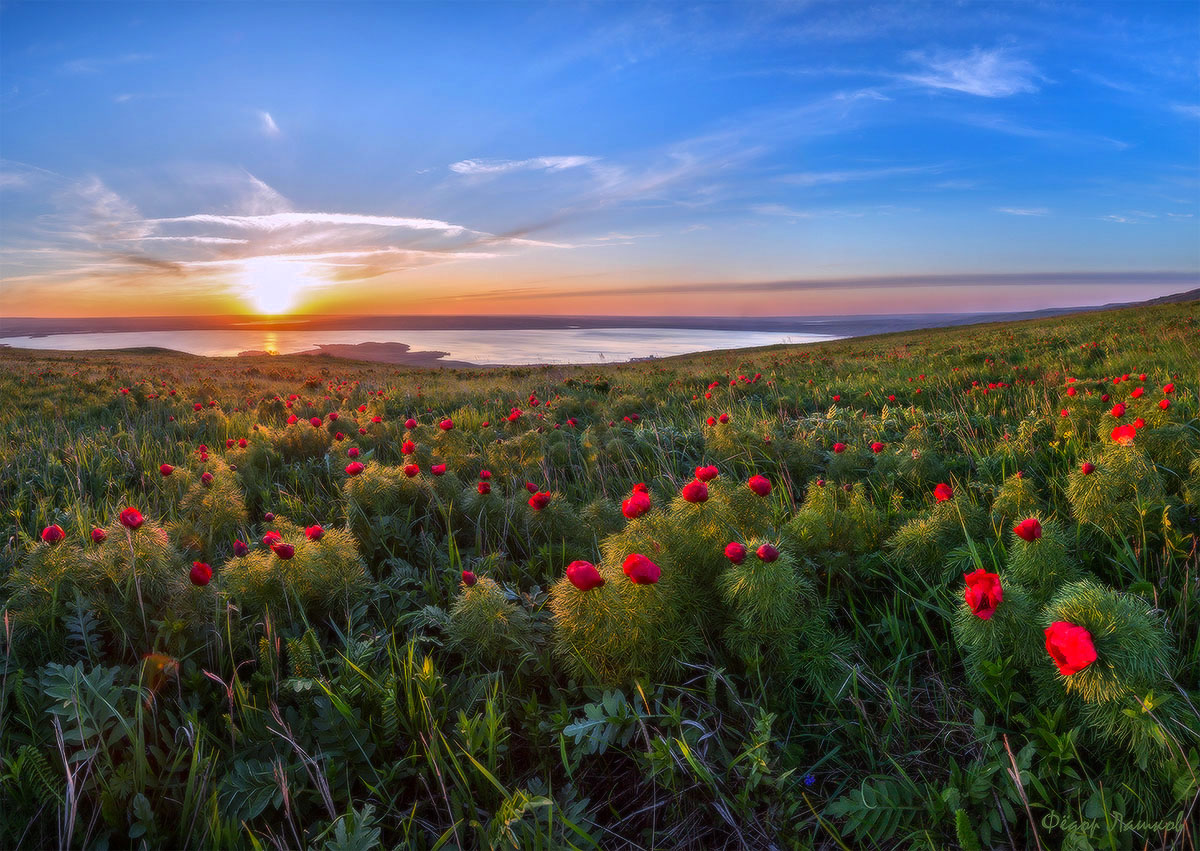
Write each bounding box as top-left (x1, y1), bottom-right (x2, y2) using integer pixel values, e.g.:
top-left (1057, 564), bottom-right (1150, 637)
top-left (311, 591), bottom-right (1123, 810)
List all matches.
top-left (3, 288), bottom-right (1195, 340)
top-left (0, 307), bottom-right (1136, 340)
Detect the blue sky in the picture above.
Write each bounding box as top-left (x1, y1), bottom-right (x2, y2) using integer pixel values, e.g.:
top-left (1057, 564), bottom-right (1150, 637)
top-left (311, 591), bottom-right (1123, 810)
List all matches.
top-left (1, 0), bottom-right (1197, 317)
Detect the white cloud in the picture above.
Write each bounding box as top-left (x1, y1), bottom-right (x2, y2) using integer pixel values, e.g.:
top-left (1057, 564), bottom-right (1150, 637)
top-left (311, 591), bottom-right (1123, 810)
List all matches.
top-left (1172, 104), bottom-right (1200, 119)
top-left (125, 236), bottom-right (250, 244)
top-left (782, 164), bottom-right (942, 186)
top-left (752, 203), bottom-right (864, 219)
top-left (902, 47), bottom-right (1039, 97)
top-left (61, 53), bottom-right (151, 75)
top-left (258, 110), bottom-right (281, 137)
top-left (996, 207), bottom-right (1049, 216)
top-left (449, 155), bottom-right (599, 175)
top-left (144, 212), bottom-right (470, 235)
top-left (70, 177), bottom-right (151, 242)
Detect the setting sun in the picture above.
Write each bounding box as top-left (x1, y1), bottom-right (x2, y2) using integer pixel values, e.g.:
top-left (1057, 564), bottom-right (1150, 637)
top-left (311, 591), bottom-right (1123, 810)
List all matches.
top-left (238, 257), bottom-right (316, 314)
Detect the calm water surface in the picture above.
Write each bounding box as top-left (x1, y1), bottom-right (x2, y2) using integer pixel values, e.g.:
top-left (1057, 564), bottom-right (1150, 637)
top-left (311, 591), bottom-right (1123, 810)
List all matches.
top-left (0, 328), bottom-right (839, 365)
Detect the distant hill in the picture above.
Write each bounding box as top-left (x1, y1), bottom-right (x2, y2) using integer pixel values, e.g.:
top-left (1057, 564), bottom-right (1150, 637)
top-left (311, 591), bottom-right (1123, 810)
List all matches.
top-left (1128, 287), bottom-right (1199, 306)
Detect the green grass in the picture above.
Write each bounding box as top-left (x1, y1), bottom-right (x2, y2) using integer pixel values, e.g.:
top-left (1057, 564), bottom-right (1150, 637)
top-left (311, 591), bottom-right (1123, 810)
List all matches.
top-left (1, 299), bottom-right (1198, 849)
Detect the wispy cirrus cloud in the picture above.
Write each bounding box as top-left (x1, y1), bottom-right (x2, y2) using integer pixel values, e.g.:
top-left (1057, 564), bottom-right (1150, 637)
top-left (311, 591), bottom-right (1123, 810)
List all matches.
top-left (125, 236), bottom-right (250, 245)
top-left (1172, 104), bottom-right (1200, 119)
top-left (1, 166), bottom-right (592, 311)
top-left (901, 47), bottom-right (1040, 97)
top-left (61, 53), bottom-right (152, 75)
top-left (449, 156), bottom-right (599, 175)
top-left (996, 207), bottom-right (1049, 216)
top-left (143, 212), bottom-right (471, 235)
top-left (258, 110), bottom-right (281, 137)
top-left (782, 164), bottom-right (943, 186)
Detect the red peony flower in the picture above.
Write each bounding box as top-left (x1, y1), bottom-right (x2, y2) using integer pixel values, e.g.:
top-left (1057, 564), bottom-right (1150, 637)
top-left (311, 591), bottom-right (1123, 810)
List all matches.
top-left (633, 482), bottom-right (650, 493)
top-left (528, 491), bottom-right (551, 510)
top-left (346, 461), bottom-right (365, 476)
top-left (832, 442), bottom-right (846, 454)
top-left (622, 553), bottom-right (661, 584)
top-left (1014, 517), bottom-right (1042, 542)
top-left (479, 470), bottom-right (491, 480)
top-left (1130, 387), bottom-right (1144, 399)
top-left (1080, 461), bottom-right (1095, 475)
top-left (91, 527), bottom-right (107, 544)
top-left (724, 542), bottom-right (747, 564)
top-left (718, 412), bottom-right (729, 424)
top-left (622, 491), bottom-right (651, 519)
top-left (233, 539), bottom-right (249, 556)
top-left (963, 569), bottom-right (1002, 619)
top-left (370, 415), bottom-right (383, 424)
top-left (190, 561), bottom-right (212, 586)
top-left (404, 463), bottom-right (420, 477)
top-left (271, 542), bottom-right (295, 560)
top-left (747, 475), bottom-right (772, 497)
top-left (566, 560), bottom-right (605, 591)
top-left (262, 531), bottom-right (282, 547)
top-left (756, 543), bottom-right (780, 562)
top-left (310, 416), bottom-right (323, 428)
top-left (348, 447), bottom-right (360, 458)
top-left (525, 482), bottom-right (538, 494)
top-left (264, 512), bottom-right (275, 522)
top-left (461, 570), bottom-right (477, 586)
top-left (287, 414), bottom-right (299, 425)
top-left (201, 471), bottom-right (214, 486)
top-left (160, 463), bottom-right (174, 477)
top-left (1066, 386), bottom-right (1077, 397)
top-left (1110, 424), bottom-right (1136, 445)
top-left (41, 524), bottom-right (65, 544)
top-left (1163, 383), bottom-right (1174, 394)
top-left (477, 481), bottom-right (491, 495)
top-left (439, 418), bottom-right (454, 430)
top-left (695, 465), bottom-right (719, 481)
top-left (306, 525), bottom-right (324, 541)
top-left (402, 440), bottom-right (415, 455)
top-left (1044, 621), bottom-right (1097, 676)
top-left (226, 439), bottom-right (235, 448)
top-left (934, 483), bottom-right (953, 502)
top-left (1110, 403), bottom-right (1126, 418)
top-left (405, 418), bottom-right (418, 429)
top-left (431, 463), bottom-right (446, 476)
top-left (238, 438), bottom-right (248, 448)
top-left (1159, 398), bottom-right (1170, 410)
top-left (871, 441), bottom-right (885, 453)
top-left (681, 480), bottom-right (709, 503)
top-left (119, 507), bottom-right (145, 529)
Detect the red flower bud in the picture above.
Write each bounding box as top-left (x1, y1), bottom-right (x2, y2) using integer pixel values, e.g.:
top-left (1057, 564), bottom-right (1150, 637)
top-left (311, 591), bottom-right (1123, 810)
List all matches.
top-left (566, 560), bottom-right (604, 591)
top-left (190, 561), bottom-right (212, 586)
top-left (1014, 517), bottom-right (1042, 542)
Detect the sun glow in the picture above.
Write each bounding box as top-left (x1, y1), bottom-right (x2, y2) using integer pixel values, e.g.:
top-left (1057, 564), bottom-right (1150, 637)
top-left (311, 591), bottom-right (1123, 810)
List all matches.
top-left (238, 257), bottom-right (317, 314)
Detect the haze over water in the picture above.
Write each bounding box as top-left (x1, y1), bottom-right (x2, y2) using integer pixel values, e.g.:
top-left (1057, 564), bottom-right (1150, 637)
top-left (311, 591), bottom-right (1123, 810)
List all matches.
top-left (0, 327), bottom-right (836, 365)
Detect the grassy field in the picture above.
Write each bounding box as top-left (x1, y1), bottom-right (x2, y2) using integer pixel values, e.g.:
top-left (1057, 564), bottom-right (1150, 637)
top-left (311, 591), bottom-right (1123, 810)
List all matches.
top-left (2, 300), bottom-right (1198, 850)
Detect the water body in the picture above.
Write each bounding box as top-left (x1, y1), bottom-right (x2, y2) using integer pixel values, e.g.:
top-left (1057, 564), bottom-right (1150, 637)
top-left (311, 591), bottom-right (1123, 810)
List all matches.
top-left (0, 327), bottom-right (838, 365)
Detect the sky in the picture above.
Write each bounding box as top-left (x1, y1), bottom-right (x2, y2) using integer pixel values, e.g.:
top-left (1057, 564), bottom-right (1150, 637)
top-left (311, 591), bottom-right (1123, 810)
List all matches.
top-left (1, 0), bottom-right (1197, 318)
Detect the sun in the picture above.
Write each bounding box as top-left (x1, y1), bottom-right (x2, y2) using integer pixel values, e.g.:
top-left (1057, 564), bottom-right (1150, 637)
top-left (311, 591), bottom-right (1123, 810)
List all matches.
top-left (239, 257), bottom-right (314, 314)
